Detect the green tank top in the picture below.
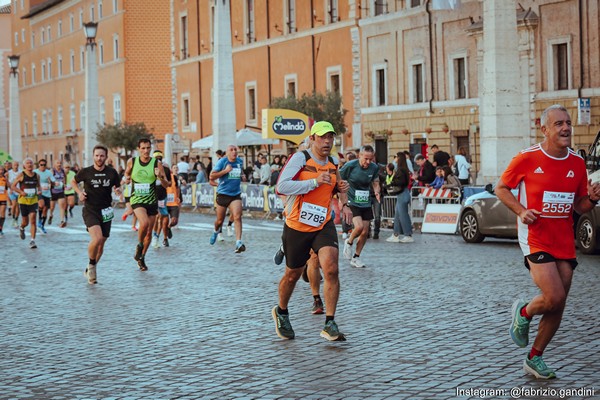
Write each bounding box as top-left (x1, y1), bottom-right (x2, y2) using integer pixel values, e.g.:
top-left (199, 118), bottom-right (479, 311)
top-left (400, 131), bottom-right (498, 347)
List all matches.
top-left (64, 170), bottom-right (77, 194)
top-left (131, 157), bottom-right (157, 205)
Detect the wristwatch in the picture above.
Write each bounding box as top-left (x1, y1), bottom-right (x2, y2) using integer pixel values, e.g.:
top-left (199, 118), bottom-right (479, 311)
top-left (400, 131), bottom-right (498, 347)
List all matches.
top-left (590, 197), bottom-right (599, 205)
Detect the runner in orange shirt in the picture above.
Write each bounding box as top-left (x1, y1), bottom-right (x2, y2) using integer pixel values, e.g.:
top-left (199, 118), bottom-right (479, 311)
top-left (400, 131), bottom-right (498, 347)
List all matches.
top-left (496, 104), bottom-right (600, 379)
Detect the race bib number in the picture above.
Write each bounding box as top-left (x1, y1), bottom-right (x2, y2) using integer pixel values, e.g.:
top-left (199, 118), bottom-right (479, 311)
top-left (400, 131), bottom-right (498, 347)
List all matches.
top-left (41, 182), bottom-right (50, 191)
top-left (299, 202), bottom-right (328, 227)
top-left (167, 193), bottom-right (175, 203)
top-left (65, 184), bottom-right (72, 191)
top-left (134, 183), bottom-right (151, 195)
top-left (354, 190), bottom-right (370, 204)
top-left (158, 200), bottom-right (166, 208)
top-left (55, 181), bottom-right (64, 189)
top-left (229, 167), bottom-right (242, 180)
top-left (541, 191), bottom-right (574, 218)
top-left (101, 207), bottom-right (114, 222)
top-left (24, 188), bottom-right (36, 198)
top-left (0, 187), bottom-right (4, 194)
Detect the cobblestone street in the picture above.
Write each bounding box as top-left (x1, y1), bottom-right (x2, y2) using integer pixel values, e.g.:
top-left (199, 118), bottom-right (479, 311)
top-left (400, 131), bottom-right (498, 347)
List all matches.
top-left (1, 209), bottom-right (599, 399)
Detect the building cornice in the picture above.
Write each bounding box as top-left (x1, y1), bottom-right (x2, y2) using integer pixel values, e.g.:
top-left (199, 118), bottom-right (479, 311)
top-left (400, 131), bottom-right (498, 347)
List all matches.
top-left (361, 98), bottom-right (480, 115)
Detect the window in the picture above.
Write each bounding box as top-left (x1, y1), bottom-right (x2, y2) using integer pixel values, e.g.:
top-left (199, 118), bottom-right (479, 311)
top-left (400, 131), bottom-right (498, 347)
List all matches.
top-left (47, 58), bottom-right (52, 80)
top-left (41, 28), bottom-right (45, 45)
top-left (70, 13), bottom-right (74, 32)
top-left (409, 0), bottom-right (422, 7)
top-left (41, 61), bottom-right (46, 81)
top-left (70, 50), bottom-right (75, 74)
top-left (80, 102), bottom-right (86, 129)
top-left (246, 0), bottom-right (255, 43)
top-left (79, 9), bottom-right (84, 28)
top-left (31, 63), bottom-right (36, 84)
top-left (113, 0), bottom-right (118, 13)
top-left (327, 0), bottom-right (338, 23)
top-left (450, 56), bottom-right (467, 99)
top-left (374, 0), bottom-right (387, 16)
top-left (42, 110), bottom-right (47, 134)
top-left (284, 74), bottom-right (297, 97)
top-left (182, 95), bottom-right (191, 129)
top-left (90, 4), bottom-right (95, 21)
top-left (33, 112), bottom-right (38, 136)
top-left (58, 106), bottom-right (63, 133)
top-left (245, 82), bottom-right (257, 123)
top-left (47, 25), bottom-right (52, 41)
top-left (327, 66), bottom-right (342, 94)
top-left (70, 104), bottom-right (76, 131)
top-left (80, 46), bottom-right (85, 71)
top-left (14, 32), bottom-right (18, 47)
top-left (180, 15), bottom-right (188, 60)
top-left (58, 20), bottom-right (62, 37)
top-left (58, 55), bottom-right (63, 77)
top-left (48, 109), bottom-right (53, 134)
top-left (113, 94), bottom-right (121, 123)
top-left (22, 68), bottom-right (26, 86)
top-left (410, 61), bottom-right (425, 103)
top-left (21, 28), bottom-right (25, 43)
top-left (99, 98), bottom-right (106, 125)
top-left (372, 64), bottom-right (387, 106)
top-left (98, 0), bottom-right (103, 18)
top-left (99, 41), bottom-right (104, 64)
top-left (31, 31), bottom-right (35, 49)
top-left (24, 120), bottom-right (29, 137)
top-left (285, 0), bottom-right (295, 33)
top-left (113, 35), bottom-right (119, 60)
top-left (548, 39), bottom-right (571, 91)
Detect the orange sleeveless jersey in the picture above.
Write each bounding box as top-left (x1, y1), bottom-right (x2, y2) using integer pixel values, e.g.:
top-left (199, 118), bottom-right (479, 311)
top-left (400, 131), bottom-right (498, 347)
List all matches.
top-left (501, 144), bottom-right (588, 259)
top-left (284, 156), bottom-right (338, 233)
top-left (0, 175), bottom-right (7, 201)
top-left (166, 177), bottom-right (179, 207)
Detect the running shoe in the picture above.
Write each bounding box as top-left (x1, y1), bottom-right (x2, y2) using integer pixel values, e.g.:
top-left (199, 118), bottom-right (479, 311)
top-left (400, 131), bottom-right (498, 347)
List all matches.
top-left (386, 235), bottom-right (401, 243)
top-left (210, 231), bottom-right (218, 245)
top-left (122, 213), bottom-right (128, 221)
top-left (273, 244), bottom-right (285, 265)
top-left (163, 239), bottom-right (169, 247)
top-left (510, 299), bottom-right (530, 348)
top-left (84, 265), bottom-right (97, 284)
top-left (12, 219), bottom-right (18, 228)
top-left (29, 239), bottom-right (37, 249)
top-left (40, 226), bottom-right (47, 234)
top-left (217, 233), bottom-right (225, 242)
top-left (312, 298), bottom-right (324, 315)
top-left (69, 209), bottom-right (74, 218)
top-left (19, 227), bottom-right (25, 240)
top-left (37, 220), bottom-right (42, 228)
top-left (132, 226), bottom-right (138, 231)
top-left (48, 215), bottom-right (53, 225)
top-left (226, 225), bottom-right (233, 237)
top-left (59, 220), bottom-right (67, 228)
top-left (167, 227), bottom-right (173, 239)
top-left (235, 241), bottom-right (246, 253)
top-left (373, 233), bottom-right (379, 239)
top-left (137, 258), bottom-right (148, 271)
top-left (134, 244), bottom-right (144, 261)
top-left (343, 239), bottom-right (353, 260)
top-left (320, 320), bottom-right (346, 341)
top-left (524, 356), bottom-right (556, 379)
top-left (399, 236), bottom-right (414, 243)
top-left (350, 257), bottom-right (367, 268)
top-left (0, 231), bottom-right (4, 236)
top-left (151, 234), bottom-right (160, 248)
top-left (272, 306), bottom-right (295, 339)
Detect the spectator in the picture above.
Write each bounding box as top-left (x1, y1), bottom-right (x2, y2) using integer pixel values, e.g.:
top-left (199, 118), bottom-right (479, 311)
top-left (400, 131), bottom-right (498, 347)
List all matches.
top-left (413, 154), bottom-right (436, 186)
top-left (386, 153), bottom-right (414, 243)
top-left (177, 156), bottom-right (190, 182)
top-left (269, 164), bottom-right (280, 187)
top-left (454, 147), bottom-right (472, 185)
top-left (195, 163), bottom-right (208, 184)
top-left (428, 167), bottom-right (444, 189)
top-left (441, 165), bottom-right (461, 190)
top-left (272, 155), bottom-right (281, 168)
top-left (259, 155), bottom-right (271, 185)
top-left (431, 144), bottom-right (451, 167)
top-left (404, 151), bottom-right (414, 173)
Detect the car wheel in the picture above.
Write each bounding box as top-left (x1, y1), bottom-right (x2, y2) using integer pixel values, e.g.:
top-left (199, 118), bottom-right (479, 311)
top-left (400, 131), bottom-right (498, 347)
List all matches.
top-left (576, 215), bottom-right (598, 254)
top-left (460, 210), bottom-right (485, 243)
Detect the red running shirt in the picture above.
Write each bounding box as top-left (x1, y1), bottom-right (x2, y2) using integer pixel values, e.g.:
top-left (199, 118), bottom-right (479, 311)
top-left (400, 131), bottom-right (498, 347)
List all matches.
top-left (501, 144), bottom-right (588, 259)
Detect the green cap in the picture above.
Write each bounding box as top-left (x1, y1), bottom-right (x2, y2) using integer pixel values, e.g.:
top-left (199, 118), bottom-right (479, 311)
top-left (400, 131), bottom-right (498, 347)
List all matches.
top-left (310, 121), bottom-right (336, 136)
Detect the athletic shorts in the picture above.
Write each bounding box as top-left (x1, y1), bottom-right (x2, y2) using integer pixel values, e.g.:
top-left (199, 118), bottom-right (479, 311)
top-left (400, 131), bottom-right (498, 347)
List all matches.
top-left (0, 200), bottom-right (7, 206)
top-left (282, 219), bottom-right (338, 269)
top-left (349, 205), bottom-right (374, 221)
top-left (19, 203), bottom-right (38, 216)
top-left (167, 206), bottom-right (180, 219)
top-left (158, 205), bottom-right (169, 216)
top-left (65, 193), bottom-right (75, 198)
top-left (216, 193), bottom-right (242, 208)
top-left (51, 192), bottom-right (65, 201)
top-left (82, 206), bottom-right (112, 238)
top-left (524, 251), bottom-right (578, 270)
top-left (132, 203), bottom-right (158, 216)
top-left (9, 192), bottom-right (18, 201)
top-left (39, 196), bottom-right (51, 208)
top-left (124, 196), bottom-right (131, 203)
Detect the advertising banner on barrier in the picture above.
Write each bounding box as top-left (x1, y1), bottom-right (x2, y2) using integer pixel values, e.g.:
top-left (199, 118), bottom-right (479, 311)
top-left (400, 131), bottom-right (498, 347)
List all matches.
top-left (194, 183), bottom-right (216, 207)
top-left (267, 186), bottom-right (285, 213)
top-left (421, 204), bottom-right (462, 234)
top-left (241, 183), bottom-right (268, 211)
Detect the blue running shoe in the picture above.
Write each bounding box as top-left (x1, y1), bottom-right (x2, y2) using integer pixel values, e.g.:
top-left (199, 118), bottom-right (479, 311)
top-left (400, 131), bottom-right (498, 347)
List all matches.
top-left (40, 225), bottom-right (47, 234)
top-left (210, 231), bottom-right (218, 245)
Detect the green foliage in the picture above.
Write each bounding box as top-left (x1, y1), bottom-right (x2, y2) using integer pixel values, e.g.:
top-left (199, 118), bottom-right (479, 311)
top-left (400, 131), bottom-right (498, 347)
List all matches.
top-left (270, 91), bottom-right (347, 135)
top-left (96, 122), bottom-right (154, 159)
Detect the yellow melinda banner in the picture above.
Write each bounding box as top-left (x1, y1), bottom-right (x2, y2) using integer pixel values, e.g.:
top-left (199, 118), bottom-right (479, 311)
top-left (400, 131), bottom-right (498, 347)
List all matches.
top-left (262, 109), bottom-right (313, 145)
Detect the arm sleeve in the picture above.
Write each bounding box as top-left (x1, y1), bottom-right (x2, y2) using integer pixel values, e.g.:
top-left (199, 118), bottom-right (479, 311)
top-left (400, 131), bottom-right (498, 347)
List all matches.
top-left (276, 152), bottom-right (315, 195)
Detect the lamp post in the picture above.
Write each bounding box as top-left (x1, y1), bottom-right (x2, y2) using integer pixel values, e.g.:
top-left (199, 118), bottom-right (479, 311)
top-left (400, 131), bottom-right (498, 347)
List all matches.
top-left (83, 22), bottom-right (99, 167)
top-left (7, 55), bottom-right (22, 161)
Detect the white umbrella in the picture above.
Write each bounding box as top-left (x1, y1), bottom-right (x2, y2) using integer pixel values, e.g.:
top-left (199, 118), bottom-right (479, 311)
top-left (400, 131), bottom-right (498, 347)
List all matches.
top-left (191, 129), bottom-right (279, 149)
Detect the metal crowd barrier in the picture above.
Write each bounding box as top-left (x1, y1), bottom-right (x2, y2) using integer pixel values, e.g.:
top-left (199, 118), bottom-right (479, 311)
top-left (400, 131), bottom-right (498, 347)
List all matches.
top-left (381, 195), bottom-right (398, 224)
top-left (410, 186), bottom-right (461, 227)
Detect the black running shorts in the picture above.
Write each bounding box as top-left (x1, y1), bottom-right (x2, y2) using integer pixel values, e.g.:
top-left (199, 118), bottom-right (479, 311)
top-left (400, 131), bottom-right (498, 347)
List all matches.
top-left (524, 251), bottom-right (578, 270)
top-left (349, 205), bottom-right (374, 221)
top-left (132, 203), bottom-right (158, 216)
top-left (282, 219), bottom-right (339, 269)
top-left (82, 207), bottom-right (112, 238)
top-left (216, 193), bottom-right (242, 208)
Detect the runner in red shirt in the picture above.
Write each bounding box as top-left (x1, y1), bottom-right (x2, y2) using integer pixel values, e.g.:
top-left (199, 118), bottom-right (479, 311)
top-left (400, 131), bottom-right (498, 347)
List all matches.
top-left (496, 104), bottom-right (600, 379)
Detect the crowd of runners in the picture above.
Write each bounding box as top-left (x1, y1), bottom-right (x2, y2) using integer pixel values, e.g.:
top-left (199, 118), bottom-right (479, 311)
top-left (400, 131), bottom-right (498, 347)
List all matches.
top-left (2, 108), bottom-right (600, 379)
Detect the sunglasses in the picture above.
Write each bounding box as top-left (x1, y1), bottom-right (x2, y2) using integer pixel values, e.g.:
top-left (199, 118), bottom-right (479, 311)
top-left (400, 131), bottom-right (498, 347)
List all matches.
top-left (39, 164), bottom-right (47, 166)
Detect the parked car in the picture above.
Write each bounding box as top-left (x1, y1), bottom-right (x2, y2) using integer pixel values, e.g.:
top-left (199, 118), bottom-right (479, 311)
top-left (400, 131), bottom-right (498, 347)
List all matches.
top-left (459, 184), bottom-right (600, 254)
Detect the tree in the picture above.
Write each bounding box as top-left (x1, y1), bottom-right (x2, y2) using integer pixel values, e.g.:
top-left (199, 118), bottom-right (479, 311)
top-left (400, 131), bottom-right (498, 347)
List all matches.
top-left (269, 91), bottom-right (347, 135)
top-left (96, 122), bottom-right (154, 163)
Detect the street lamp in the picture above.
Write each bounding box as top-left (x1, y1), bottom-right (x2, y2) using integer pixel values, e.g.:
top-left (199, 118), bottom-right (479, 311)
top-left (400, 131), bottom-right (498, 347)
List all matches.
top-left (7, 54), bottom-right (22, 160)
top-left (83, 22), bottom-right (100, 167)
